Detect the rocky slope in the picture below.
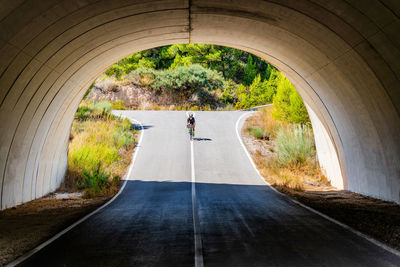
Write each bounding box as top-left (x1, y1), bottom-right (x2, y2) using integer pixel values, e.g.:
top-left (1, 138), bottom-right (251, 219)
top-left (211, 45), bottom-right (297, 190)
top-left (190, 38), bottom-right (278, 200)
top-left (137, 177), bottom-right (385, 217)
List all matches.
top-left (86, 75), bottom-right (220, 109)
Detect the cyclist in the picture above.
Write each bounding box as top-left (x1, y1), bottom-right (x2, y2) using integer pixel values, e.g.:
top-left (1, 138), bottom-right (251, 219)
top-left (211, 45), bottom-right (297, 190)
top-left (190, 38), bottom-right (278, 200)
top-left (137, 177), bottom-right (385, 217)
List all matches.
top-left (187, 113), bottom-right (196, 137)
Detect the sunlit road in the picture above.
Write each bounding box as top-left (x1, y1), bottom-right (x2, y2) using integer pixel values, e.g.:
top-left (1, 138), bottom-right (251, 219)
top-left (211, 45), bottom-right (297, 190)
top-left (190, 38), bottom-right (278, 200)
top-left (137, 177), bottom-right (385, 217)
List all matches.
top-left (18, 111), bottom-right (400, 266)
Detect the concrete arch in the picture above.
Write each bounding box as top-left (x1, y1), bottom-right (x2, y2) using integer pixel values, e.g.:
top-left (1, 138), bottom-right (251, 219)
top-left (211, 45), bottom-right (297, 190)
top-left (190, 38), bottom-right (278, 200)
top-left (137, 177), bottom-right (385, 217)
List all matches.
top-left (0, 0), bottom-right (399, 209)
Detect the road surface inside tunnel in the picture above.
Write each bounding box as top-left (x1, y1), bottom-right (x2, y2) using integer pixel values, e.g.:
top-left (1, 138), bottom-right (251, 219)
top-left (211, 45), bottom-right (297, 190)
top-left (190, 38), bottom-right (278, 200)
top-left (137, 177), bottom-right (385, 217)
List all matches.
top-left (16, 111), bottom-right (400, 266)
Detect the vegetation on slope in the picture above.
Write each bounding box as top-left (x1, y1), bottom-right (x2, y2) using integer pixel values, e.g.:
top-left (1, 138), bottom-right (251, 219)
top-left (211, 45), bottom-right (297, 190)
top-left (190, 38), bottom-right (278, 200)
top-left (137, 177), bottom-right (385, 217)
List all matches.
top-left (96, 44), bottom-right (309, 119)
top-left (63, 101), bottom-right (136, 197)
top-left (244, 107), bottom-right (327, 191)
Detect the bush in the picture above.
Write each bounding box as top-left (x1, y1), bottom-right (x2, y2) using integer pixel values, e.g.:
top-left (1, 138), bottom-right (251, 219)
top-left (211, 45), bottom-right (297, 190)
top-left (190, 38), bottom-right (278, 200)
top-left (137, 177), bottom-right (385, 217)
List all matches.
top-left (76, 163), bottom-right (109, 193)
top-left (93, 101), bottom-right (111, 111)
top-left (203, 104), bottom-right (211, 111)
top-left (111, 100), bottom-right (127, 110)
top-left (247, 127), bottom-right (265, 139)
top-left (220, 83), bottom-right (237, 105)
top-left (74, 101), bottom-right (113, 121)
top-left (75, 106), bottom-right (92, 120)
top-left (274, 125), bottom-right (315, 167)
top-left (104, 65), bottom-right (124, 79)
top-left (135, 64), bottom-right (224, 98)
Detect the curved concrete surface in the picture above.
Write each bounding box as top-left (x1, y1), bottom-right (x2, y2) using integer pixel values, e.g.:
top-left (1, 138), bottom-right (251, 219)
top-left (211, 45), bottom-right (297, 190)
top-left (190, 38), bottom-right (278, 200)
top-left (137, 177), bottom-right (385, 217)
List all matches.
top-left (1, 0), bottom-right (400, 209)
top-left (14, 111), bottom-right (400, 266)
top-left (307, 104), bottom-right (344, 189)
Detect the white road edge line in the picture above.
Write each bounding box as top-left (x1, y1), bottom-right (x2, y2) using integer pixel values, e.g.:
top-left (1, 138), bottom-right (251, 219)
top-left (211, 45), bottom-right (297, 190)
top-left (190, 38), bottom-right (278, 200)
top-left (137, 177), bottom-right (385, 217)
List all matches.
top-left (7, 115), bottom-right (145, 267)
top-left (235, 112), bottom-right (400, 258)
top-left (191, 139), bottom-right (204, 267)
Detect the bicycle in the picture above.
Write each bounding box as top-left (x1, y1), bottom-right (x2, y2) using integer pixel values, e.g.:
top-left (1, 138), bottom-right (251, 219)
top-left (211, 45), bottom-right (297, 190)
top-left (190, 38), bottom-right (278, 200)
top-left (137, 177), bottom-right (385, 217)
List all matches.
top-left (188, 124), bottom-right (195, 141)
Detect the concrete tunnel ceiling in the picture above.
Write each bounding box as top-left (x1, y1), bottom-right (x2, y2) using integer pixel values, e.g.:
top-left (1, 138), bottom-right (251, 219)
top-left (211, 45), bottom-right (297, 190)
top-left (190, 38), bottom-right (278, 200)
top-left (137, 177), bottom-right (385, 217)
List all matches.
top-left (0, 0), bottom-right (400, 209)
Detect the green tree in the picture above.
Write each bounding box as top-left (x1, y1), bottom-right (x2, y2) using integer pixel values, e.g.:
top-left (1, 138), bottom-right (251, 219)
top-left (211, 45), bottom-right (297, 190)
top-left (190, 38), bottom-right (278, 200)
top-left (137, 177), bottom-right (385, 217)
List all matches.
top-left (272, 75), bottom-right (310, 124)
top-left (264, 68), bottom-right (280, 101)
top-left (235, 84), bottom-right (249, 109)
top-left (248, 74), bottom-right (269, 106)
top-left (289, 89), bottom-right (309, 124)
top-left (265, 64), bottom-right (273, 80)
top-left (244, 55), bottom-right (258, 85)
top-left (235, 74), bottom-right (274, 109)
top-left (104, 44), bottom-right (276, 85)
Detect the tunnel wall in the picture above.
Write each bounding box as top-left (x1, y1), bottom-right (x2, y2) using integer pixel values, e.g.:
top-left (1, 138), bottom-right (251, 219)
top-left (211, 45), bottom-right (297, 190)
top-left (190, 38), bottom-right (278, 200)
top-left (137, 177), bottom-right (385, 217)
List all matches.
top-left (0, 0), bottom-right (399, 209)
top-left (306, 105), bottom-right (344, 189)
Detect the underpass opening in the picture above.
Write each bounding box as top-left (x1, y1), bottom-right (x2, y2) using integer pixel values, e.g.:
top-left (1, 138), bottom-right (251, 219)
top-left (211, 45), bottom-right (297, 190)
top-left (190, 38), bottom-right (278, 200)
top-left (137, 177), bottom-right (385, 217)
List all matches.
top-left (0, 0), bottom-right (399, 209)
top-left (75, 43), bottom-right (344, 194)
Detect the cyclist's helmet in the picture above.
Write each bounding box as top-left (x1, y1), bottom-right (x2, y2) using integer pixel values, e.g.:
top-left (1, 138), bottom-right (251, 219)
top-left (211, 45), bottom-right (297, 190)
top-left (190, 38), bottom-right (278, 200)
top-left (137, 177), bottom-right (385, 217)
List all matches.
top-left (189, 113), bottom-right (194, 117)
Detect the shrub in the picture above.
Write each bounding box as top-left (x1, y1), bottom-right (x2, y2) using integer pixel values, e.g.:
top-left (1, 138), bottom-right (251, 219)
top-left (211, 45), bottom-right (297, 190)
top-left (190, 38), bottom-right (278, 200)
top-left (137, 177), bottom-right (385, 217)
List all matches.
top-left (93, 101), bottom-right (111, 112)
top-left (203, 104), bottom-right (211, 111)
top-left (75, 106), bottom-right (93, 121)
top-left (247, 127), bottom-right (265, 139)
top-left (104, 65), bottom-right (124, 79)
top-left (74, 101), bottom-right (116, 121)
top-left (135, 64), bottom-right (224, 97)
top-left (152, 104), bottom-right (161, 110)
top-left (76, 163), bottom-right (109, 194)
top-left (111, 100), bottom-right (127, 110)
top-left (113, 119), bottom-right (135, 147)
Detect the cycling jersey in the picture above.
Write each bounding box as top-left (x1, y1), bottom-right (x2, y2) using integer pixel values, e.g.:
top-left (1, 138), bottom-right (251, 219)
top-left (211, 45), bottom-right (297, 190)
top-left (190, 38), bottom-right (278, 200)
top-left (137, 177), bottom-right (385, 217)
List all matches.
top-left (187, 117), bottom-right (195, 125)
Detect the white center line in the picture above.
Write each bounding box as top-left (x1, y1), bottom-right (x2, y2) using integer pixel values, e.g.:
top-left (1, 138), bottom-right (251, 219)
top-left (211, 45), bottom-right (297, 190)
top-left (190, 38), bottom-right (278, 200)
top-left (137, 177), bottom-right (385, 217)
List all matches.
top-left (191, 139), bottom-right (204, 267)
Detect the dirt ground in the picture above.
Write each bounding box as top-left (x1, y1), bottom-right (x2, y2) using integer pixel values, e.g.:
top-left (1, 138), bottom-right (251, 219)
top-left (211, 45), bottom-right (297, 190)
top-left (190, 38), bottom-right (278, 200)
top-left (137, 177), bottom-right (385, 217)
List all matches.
top-left (242, 116), bottom-right (400, 251)
top-left (0, 194), bottom-right (109, 266)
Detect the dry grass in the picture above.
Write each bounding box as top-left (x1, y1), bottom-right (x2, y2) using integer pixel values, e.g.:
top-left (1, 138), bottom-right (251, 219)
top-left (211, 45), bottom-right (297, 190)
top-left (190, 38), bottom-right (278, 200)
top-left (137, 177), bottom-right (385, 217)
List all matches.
top-left (251, 150), bottom-right (329, 191)
top-left (61, 102), bottom-right (136, 198)
top-left (243, 107), bottom-right (330, 191)
top-left (243, 108), bottom-right (400, 250)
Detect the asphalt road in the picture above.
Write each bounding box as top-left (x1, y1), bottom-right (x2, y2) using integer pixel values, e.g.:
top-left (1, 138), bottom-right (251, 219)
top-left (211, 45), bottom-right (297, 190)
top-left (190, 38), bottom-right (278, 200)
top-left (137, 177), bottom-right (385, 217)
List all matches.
top-left (17, 111), bottom-right (400, 266)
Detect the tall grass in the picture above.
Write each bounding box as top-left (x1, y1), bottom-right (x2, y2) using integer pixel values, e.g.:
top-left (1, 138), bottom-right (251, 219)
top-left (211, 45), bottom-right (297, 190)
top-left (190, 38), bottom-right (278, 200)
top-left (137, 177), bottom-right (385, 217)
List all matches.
top-left (64, 101), bottom-right (135, 197)
top-left (258, 107), bottom-right (283, 139)
top-left (274, 125), bottom-right (315, 167)
top-left (244, 107), bottom-right (329, 191)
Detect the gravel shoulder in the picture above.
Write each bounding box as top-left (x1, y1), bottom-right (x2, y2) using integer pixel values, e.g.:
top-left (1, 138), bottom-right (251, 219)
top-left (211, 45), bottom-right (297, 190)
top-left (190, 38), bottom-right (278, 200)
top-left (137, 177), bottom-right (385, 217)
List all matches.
top-left (242, 115), bottom-right (400, 251)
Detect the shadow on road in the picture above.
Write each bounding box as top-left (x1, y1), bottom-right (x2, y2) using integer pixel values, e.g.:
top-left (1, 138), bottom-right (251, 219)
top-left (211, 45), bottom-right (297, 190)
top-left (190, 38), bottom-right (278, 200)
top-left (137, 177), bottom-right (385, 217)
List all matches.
top-left (131, 124), bottom-right (153, 131)
top-left (193, 137), bottom-right (212, 141)
top-left (18, 180), bottom-right (400, 267)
